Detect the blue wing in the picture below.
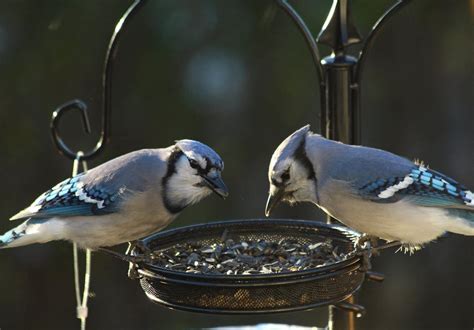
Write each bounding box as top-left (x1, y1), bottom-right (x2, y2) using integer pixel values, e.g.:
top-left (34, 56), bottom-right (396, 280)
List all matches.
top-left (358, 165), bottom-right (474, 210)
top-left (10, 172), bottom-right (124, 221)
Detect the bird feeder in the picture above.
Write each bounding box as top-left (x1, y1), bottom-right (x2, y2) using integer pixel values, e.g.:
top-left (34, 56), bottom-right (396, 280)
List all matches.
top-left (49, 0), bottom-right (412, 329)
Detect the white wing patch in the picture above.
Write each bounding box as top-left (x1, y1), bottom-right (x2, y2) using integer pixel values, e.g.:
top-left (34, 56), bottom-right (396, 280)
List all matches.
top-left (378, 176), bottom-right (414, 199)
top-left (74, 185), bottom-right (106, 209)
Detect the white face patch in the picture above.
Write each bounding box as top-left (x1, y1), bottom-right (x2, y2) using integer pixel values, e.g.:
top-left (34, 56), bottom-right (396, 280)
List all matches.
top-left (269, 159), bottom-right (316, 204)
top-left (287, 160), bottom-right (317, 203)
top-left (378, 176), bottom-right (415, 199)
top-left (269, 158), bottom-right (292, 182)
top-left (167, 156), bottom-right (212, 207)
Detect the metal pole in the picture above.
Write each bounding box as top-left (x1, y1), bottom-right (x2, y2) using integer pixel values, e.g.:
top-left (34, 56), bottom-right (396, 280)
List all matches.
top-left (320, 54), bottom-right (359, 144)
top-left (317, 0), bottom-right (362, 329)
top-left (277, 0), bottom-right (413, 328)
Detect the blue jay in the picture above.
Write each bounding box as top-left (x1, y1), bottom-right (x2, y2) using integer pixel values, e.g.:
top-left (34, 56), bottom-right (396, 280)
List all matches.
top-left (265, 125), bottom-right (474, 251)
top-left (0, 140), bottom-right (228, 250)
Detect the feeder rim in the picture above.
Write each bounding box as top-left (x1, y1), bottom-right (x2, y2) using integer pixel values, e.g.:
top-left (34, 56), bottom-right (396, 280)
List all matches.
top-left (133, 218), bottom-right (362, 281)
top-left (138, 218), bottom-right (361, 244)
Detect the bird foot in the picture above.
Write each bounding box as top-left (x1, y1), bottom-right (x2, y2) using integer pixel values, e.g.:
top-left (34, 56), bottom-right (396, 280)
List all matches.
top-left (357, 248), bottom-right (373, 272)
top-left (126, 240), bottom-right (150, 255)
top-left (126, 241), bottom-right (152, 280)
top-left (98, 247), bottom-right (149, 263)
top-left (354, 234), bottom-right (382, 272)
top-left (98, 244), bottom-right (153, 279)
top-left (127, 262), bottom-right (142, 280)
top-left (355, 234), bottom-right (381, 256)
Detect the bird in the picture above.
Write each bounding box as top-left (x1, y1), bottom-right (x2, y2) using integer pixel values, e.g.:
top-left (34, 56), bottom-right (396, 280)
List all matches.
top-left (0, 139), bottom-right (228, 251)
top-left (265, 125), bottom-right (474, 252)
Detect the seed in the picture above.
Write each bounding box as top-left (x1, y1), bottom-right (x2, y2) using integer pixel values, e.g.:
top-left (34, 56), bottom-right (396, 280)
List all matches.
top-left (148, 230), bottom-right (345, 275)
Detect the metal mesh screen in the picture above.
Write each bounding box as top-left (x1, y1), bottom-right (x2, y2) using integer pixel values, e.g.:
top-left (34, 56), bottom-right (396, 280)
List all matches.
top-left (134, 219), bottom-right (365, 314)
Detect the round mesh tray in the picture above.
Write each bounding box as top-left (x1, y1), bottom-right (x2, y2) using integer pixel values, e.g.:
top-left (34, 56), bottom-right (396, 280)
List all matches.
top-left (133, 219), bottom-right (364, 314)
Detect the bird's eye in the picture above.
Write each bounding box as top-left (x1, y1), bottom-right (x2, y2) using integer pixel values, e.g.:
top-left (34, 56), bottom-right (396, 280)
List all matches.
top-left (281, 170), bottom-right (290, 182)
top-left (188, 159), bottom-right (199, 169)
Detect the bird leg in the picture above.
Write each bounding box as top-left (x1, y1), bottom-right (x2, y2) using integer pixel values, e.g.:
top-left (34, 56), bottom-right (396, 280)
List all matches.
top-left (355, 234), bottom-right (380, 252)
top-left (354, 234), bottom-right (382, 272)
top-left (128, 240), bottom-right (151, 255)
top-left (125, 241), bottom-right (152, 280)
top-left (98, 247), bottom-right (149, 264)
top-left (355, 236), bottom-right (404, 272)
top-left (358, 248), bottom-right (373, 272)
top-left (98, 246), bottom-right (152, 280)
top-left (126, 242), bottom-right (141, 280)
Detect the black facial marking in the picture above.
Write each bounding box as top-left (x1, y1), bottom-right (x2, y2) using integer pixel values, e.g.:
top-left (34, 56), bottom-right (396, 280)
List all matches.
top-left (294, 136), bottom-right (319, 204)
top-left (162, 148), bottom-right (186, 214)
top-left (294, 138), bottom-right (316, 181)
top-left (188, 156), bottom-right (213, 176)
top-left (205, 157), bottom-right (212, 172)
top-left (188, 158), bottom-right (199, 169)
top-left (272, 168), bottom-right (290, 188)
top-left (164, 147), bottom-right (184, 179)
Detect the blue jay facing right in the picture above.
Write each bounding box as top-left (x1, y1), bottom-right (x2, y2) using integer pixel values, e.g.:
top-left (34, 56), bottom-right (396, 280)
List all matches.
top-left (0, 140), bottom-right (228, 254)
top-left (266, 125), bottom-right (474, 252)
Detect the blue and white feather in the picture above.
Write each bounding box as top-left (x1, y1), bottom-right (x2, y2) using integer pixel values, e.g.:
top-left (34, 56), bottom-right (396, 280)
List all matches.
top-left (360, 164), bottom-right (473, 208)
top-left (1, 141), bottom-right (227, 250)
top-left (10, 174), bottom-right (123, 221)
top-left (266, 125), bottom-right (474, 250)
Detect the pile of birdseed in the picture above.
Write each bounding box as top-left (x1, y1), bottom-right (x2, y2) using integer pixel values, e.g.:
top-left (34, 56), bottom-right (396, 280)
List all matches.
top-left (149, 234), bottom-right (345, 275)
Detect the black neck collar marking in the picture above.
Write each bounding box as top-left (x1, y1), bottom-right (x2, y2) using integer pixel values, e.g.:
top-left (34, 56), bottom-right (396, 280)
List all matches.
top-left (162, 148), bottom-right (186, 214)
top-left (294, 138), bottom-right (316, 181)
top-left (294, 137), bottom-right (319, 204)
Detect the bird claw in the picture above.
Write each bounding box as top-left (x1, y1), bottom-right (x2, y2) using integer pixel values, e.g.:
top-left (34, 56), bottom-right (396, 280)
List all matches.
top-left (354, 234), bottom-right (379, 272)
top-left (126, 240), bottom-right (150, 255)
top-left (358, 248), bottom-right (373, 272)
top-left (354, 235), bottom-right (404, 272)
top-left (127, 263), bottom-right (142, 280)
top-left (126, 241), bottom-right (152, 280)
top-left (126, 253), bottom-right (148, 280)
top-left (355, 234), bottom-right (379, 250)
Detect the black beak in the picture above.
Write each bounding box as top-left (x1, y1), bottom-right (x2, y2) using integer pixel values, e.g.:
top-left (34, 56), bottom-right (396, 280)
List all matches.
top-left (202, 175), bottom-right (229, 199)
top-left (265, 188), bottom-right (285, 217)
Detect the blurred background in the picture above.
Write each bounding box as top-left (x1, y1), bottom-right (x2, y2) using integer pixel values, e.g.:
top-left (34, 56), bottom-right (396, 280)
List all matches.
top-left (0, 0), bottom-right (472, 329)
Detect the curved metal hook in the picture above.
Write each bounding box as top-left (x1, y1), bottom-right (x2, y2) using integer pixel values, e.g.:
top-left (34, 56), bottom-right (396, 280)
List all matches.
top-left (50, 0), bottom-right (147, 161)
top-left (355, 0), bottom-right (412, 84)
top-left (276, 0), bottom-right (324, 84)
top-left (50, 99), bottom-right (92, 160)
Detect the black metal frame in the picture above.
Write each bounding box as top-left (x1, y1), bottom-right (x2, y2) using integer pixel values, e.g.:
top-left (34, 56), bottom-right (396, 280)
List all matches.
top-left (134, 219), bottom-right (367, 315)
top-left (48, 0), bottom-right (412, 329)
top-left (50, 0), bottom-right (146, 161)
top-left (277, 0), bottom-right (411, 145)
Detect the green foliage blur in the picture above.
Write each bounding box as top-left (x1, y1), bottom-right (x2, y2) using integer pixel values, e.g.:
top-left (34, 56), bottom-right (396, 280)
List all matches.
top-left (0, 0), bottom-right (472, 329)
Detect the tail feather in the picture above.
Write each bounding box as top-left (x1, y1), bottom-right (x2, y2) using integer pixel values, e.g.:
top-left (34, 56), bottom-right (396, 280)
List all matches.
top-left (446, 208), bottom-right (474, 236)
top-left (0, 219), bottom-right (56, 248)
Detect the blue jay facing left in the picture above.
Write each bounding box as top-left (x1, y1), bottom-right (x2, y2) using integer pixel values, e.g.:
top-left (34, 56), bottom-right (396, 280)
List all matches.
top-left (0, 140), bottom-right (228, 251)
top-left (266, 125), bottom-right (474, 252)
